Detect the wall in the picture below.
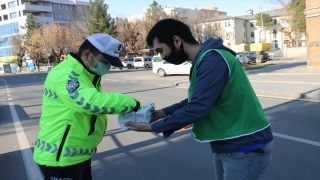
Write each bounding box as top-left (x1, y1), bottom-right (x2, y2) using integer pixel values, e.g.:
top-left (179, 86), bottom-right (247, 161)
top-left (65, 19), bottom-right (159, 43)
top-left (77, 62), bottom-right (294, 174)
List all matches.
top-left (284, 47), bottom-right (307, 58)
top-left (305, 0), bottom-right (320, 66)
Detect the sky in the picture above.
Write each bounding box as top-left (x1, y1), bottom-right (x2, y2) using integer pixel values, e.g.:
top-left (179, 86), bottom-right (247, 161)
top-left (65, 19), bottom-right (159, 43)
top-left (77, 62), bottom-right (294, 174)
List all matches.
top-left (83, 0), bottom-right (282, 18)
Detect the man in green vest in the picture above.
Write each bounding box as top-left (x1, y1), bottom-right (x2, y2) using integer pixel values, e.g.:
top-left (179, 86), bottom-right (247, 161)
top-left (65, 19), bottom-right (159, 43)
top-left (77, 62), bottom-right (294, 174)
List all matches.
top-left (33, 33), bottom-right (142, 180)
top-left (126, 19), bottom-right (273, 180)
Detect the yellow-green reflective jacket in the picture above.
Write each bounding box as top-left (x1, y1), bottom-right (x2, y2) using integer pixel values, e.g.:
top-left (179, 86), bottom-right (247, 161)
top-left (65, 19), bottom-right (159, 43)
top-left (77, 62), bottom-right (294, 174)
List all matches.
top-left (33, 53), bottom-right (138, 166)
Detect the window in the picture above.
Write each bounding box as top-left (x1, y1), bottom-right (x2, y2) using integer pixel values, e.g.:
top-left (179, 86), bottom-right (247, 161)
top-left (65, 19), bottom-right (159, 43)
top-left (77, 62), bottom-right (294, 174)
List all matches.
top-left (8, 1), bottom-right (15, 8)
top-left (0, 16), bottom-right (2, 21)
top-left (251, 32), bottom-right (254, 37)
top-left (59, 13), bottom-right (62, 19)
top-left (0, 22), bottom-right (19, 36)
top-left (10, 12), bottom-right (17, 19)
top-left (273, 19), bottom-right (277, 25)
top-left (58, 4), bottom-right (61, 9)
top-left (19, 11), bottom-right (21, 17)
top-left (225, 21), bottom-right (227, 27)
top-left (250, 22), bottom-right (254, 27)
top-left (3, 15), bottom-right (8, 21)
top-left (0, 47), bottom-right (14, 57)
top-left (65, 5), bottom-right (69, 10)
top-left (1, 4), bottom-right (6, 10)
top-left (228, 21), bottom-right (230, 27)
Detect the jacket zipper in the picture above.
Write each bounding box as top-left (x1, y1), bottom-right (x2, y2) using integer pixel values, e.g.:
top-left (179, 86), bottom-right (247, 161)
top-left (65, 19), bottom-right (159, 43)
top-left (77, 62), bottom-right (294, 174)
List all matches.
top-left (56, 125), bottom-right (71, 161)
top-left (88, 115), bottom-right (97, 135)
top-left (87, 75), bottom-right (100, 135)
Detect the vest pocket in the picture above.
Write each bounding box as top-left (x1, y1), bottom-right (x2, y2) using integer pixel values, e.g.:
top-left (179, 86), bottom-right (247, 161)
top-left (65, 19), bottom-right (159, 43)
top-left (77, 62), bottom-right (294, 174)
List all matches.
top-left (56, 124), bottom-right (71, 161)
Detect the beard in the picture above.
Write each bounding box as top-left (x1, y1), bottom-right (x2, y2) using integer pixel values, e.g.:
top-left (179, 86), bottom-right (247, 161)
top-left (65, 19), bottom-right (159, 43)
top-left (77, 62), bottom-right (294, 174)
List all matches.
top-left (164, 43), bottom-right (188, 65)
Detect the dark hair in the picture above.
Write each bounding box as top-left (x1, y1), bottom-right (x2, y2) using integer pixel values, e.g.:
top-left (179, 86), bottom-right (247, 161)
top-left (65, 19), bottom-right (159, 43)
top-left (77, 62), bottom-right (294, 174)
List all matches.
top-left (77, 39), bottom-right (101, 57)
top-left (146, 19), bottom-right (198, 48)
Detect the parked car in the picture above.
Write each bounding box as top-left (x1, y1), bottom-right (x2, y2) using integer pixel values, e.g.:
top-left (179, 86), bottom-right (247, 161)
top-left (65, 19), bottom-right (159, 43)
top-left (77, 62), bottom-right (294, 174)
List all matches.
top-left (260, 51), bottom-right (270, 61)
top-left (246, 51), bottom-right (268, 63)
top-left (120, 58), bottom-right (134, 69)
top-left (235, 52), bottom-right (251, 65)
top-left (267, 49), bottom-right (282, 60)
top-left (152, 60), bottom-right (192, 77)
top-left (133, 56), bottom-right (152, 69)
top-left (152, 55), bottom-right (163, 67)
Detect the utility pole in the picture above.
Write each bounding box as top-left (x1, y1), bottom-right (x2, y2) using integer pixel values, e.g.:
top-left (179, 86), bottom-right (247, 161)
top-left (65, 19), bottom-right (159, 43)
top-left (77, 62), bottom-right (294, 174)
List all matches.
top-left (260, 0), bottom-right (264, 43)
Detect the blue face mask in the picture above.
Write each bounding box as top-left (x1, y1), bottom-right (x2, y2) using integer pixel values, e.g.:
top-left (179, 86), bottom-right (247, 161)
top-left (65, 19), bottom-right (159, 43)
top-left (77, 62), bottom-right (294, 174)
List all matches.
top-left (87, 54), bottom-right (111, 75)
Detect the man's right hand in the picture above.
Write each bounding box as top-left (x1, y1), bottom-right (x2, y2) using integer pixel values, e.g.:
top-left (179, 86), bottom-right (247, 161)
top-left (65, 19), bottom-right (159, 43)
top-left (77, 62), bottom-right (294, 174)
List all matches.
top-left (150, 110), bottom-right (166, 123)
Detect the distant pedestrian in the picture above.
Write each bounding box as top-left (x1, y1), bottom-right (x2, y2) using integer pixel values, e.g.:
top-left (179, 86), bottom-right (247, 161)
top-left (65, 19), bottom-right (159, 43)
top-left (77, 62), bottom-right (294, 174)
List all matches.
top-left (126, 19), bottom-right (274, 180)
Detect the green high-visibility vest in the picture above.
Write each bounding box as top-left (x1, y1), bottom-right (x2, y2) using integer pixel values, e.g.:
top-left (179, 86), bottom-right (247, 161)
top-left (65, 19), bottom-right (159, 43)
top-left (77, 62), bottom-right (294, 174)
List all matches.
top-left (189, 49), bottom-right (270, 142)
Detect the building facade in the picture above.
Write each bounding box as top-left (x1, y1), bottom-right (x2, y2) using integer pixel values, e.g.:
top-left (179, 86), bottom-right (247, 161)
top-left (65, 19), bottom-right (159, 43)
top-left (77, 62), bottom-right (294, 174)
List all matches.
top-left (200, 8), bottom-right (306, 51)
top-left (0, 0), bottom-right (88, 73)
top-left (127, 6), bottom-right (227, 22)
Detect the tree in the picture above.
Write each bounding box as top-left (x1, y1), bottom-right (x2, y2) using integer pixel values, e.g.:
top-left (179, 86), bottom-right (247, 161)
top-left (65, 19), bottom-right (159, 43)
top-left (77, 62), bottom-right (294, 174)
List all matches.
top-left (11, 34), bottom-right (26, 72)
top-left (42, 24), bottom-right (69, 63)
top-left (286, 0), bottom-right (306, 46)
top-left (116, 18), bottom-right (145, 53)
top-left (20, 13), bottom-right (41, 39)
top-left (84, 0), bottom-right (117, 36)
top-left (255, 13), bottom-right (274, 42)
top-left (27, 29), bottom-right (45, 71)
top-left (255, 13), bottom-right (274, 28)
top-left (265, 0), bottom-right (306, 46)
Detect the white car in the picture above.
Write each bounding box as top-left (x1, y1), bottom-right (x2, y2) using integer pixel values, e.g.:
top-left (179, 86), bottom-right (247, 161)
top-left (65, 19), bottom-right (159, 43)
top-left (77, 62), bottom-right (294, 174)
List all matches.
top-left (133, 56), bottom-right (152, 69)
top-left (152, 60), bottom-right (192, 77)
top-left (236, 52), bottom-right (251, 65)
top-left (151, 55), bottom-right (163, 67)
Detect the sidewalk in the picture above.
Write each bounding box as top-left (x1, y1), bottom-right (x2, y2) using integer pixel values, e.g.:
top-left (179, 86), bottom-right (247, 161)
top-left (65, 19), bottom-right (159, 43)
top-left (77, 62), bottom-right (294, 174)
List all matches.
top-left (175, 58), bottom-right (320, 102)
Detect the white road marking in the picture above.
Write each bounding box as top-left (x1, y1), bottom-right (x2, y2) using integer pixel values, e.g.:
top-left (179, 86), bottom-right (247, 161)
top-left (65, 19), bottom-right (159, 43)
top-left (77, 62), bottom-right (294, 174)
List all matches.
top-left (250, 80), bottom-right (320, 85)
top-left (256, 94), bottom-right (320, 103)
top-left (258, 73), bottom-right (320, 75)
top-left (0, 78), bottom-right (42, 180)
top-left (273, 132), bottom-right (320, 147)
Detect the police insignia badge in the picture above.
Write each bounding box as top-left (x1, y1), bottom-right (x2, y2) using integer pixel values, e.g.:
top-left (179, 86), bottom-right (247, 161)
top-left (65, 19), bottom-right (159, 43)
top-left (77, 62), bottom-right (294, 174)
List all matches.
top-left (66, 80), bottom-right (79, 92)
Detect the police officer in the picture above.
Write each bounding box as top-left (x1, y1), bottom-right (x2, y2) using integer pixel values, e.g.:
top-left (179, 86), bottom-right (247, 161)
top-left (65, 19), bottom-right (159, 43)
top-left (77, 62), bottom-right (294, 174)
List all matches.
top-left (33, 34), bottom-right (142, 180)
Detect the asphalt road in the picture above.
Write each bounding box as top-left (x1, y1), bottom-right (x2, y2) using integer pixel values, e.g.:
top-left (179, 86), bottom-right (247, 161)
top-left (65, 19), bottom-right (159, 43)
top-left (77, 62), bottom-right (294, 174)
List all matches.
top-left (0, 69), bottom-right (319, 180)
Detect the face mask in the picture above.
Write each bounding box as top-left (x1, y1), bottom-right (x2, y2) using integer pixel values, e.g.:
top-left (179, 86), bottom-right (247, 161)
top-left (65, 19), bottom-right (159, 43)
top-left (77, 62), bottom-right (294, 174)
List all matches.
top-left (165, 42), bottom-right (188, 65)
top-left (87, 54), bottom-right (111, 75)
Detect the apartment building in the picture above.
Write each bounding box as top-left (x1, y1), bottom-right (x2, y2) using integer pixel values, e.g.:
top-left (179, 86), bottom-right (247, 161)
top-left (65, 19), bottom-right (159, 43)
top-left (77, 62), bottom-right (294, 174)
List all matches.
top-left (200, 8), bottom-right (306, 50)
top-left (127, 6), bottom-right (227, 22)
top-left (0, 0), bottom-right (88, 65)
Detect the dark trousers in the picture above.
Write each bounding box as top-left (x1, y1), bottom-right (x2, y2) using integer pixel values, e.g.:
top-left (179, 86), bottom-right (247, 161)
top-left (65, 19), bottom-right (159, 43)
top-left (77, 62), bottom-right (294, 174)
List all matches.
top-left (39, 159), bottom-right (92, 180)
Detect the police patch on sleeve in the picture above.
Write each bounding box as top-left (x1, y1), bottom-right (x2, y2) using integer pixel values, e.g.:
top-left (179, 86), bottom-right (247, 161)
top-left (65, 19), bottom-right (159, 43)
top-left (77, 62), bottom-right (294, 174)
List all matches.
top-left (66, 80), bottom-right (79, 92)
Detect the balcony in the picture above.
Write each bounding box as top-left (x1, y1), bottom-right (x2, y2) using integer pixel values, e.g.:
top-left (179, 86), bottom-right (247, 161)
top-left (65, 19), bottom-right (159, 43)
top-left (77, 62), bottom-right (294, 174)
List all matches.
top-left (23, 4), bottom-right (52, 13)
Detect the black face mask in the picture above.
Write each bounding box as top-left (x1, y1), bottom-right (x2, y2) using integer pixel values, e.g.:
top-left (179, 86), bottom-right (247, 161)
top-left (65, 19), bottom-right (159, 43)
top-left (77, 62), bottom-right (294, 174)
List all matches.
top-left (165, 42), bottom-right (188, 65)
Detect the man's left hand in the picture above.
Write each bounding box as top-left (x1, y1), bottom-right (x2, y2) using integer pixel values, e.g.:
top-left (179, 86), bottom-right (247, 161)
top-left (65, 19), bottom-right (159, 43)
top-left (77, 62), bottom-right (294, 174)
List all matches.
top-left (125, 122), bottom-right (153, 132)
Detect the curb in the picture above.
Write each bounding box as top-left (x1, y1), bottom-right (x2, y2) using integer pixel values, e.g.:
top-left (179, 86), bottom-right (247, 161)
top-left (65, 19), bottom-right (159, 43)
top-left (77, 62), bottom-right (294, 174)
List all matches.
top-left (174, 82), bottom-right (320, 102)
